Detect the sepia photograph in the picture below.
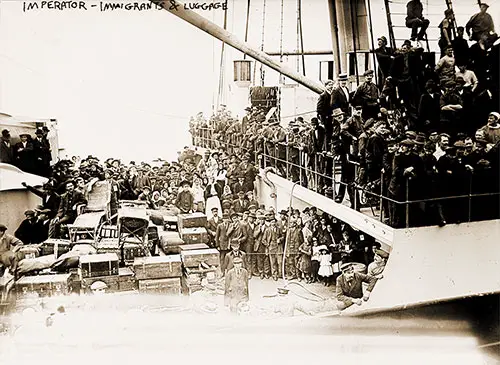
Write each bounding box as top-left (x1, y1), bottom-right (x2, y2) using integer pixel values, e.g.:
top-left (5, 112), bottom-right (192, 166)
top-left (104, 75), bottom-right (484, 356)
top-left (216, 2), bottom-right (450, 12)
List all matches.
top-left (0, 0), bottom-right (499, 363)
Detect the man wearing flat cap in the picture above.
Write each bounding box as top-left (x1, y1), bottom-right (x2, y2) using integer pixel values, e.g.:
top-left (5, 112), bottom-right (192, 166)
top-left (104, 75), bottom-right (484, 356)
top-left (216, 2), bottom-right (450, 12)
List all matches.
top-left (224, 255), bottom-right (249, 313)
top-left (224, 239), bottom-right (247, 274)
top-left (216, 213), bottom-right (232, 274)
top-left (206, 207), bottom-right (221, 248)
top-left (0, 224), bottom-right (23, 278)
top-left (261, 212), bottom-right (284, 281)
top-left (353, 70), bottom-right (380, 121)
top-left (175, 180), bottom-right (194, 214)
top-left (49, 180), bottom-right (87, 238)
top-left (14, 210), bottom-right (45, 245)
top-left (374, 36), bottom-right (394, 89)
top-left (466, 3), bottom-right (495, 42)
top-left (336, 262), bottom-right (377, 310)
top-left (14, 133), bottom-right (34, 173)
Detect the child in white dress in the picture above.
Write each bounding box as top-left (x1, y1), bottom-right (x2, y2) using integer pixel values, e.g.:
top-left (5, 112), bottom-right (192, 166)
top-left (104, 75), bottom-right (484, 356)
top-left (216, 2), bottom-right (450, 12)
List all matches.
top-left (318, 248), bottom-right (334, 286)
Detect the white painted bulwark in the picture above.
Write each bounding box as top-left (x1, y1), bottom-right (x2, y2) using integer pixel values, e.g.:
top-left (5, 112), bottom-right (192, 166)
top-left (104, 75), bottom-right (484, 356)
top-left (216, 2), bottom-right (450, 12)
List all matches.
top-left (345, 220), bottom-right (500, 315)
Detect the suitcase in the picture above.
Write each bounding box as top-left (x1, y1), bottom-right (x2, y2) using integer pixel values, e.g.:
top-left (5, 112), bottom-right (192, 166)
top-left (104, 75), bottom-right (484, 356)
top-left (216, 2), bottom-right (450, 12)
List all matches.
top-left (178, 212), bottom-right (207, 230)
top-left (122, 242), bottom-right (147, 265)
top-left (138, 277), bottom-right (181, 295)
top-left (159, 231), bottom-right (185, 254)
top-left (79, 253), bottom-right (119, 278)
top-left (81, 267), bottom-right (137, 293)
top-left (16, 273), bottom-right (71, 298)
top-left (96, 238), bottom-right (121, 259)
top-left (164, 215), bottom-right (178, 231)
top-left (180, 227), bottom-right (208, 245)
top-left (133, 255), bottom-right (182, 280)
top-left (180, 243), bottom-right (210, 251)
top-left (40, 239), bottom-right (72, 258)
top-left (99, 225), bottom-right (119, 239)
top-left (180, 248), bottom-right (220, 268)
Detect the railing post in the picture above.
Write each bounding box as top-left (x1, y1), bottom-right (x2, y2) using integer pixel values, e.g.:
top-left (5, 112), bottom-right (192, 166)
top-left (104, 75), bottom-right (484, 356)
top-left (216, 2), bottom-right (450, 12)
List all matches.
top-left (380, 170), bottom-right (384, 222)
top-left (468, 173), bottom-right (472, 223)
top-left (299, 149), bottom-right (303, 186)
top-left (332, 157), bottom-right (336, 200)
top-left (314, 154), bottom-right (318, 193)
top-left (405, 178), bottom-right (410, 229)
top-left (354, 164), bottom-right (358, 212)
top-left (285, 144), bottom-right (289, 180)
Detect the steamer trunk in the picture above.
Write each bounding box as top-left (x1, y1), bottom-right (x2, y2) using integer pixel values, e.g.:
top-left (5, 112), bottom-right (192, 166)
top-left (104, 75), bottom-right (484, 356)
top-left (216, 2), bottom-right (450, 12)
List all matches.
top-left (180, 227), bottom-right (208, 244)
top-left (79, 253), bottom-right (119, 278)
top-left (133, 255), bottom-right (182, 280)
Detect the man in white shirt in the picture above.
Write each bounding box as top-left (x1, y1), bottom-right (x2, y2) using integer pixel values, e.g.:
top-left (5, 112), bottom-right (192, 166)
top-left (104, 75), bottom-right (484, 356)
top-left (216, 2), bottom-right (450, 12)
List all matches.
top-left (456, 65), bottom-right (478, 92)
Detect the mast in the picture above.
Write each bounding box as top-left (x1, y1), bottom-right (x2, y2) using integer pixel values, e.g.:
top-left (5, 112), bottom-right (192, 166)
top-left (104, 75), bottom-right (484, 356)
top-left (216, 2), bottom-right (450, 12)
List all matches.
top-left (149, 0), bottom-right (325, 94)
top-left (327, 0), bottom-right (343, 75)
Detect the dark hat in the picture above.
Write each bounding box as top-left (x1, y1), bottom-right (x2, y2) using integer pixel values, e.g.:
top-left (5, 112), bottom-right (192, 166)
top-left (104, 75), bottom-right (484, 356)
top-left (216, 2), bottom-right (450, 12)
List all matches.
top-left (248, 212), bottom-right (256, 219)
top-left (237, 190), bottom-right (245, 196)
top-left (222, 213), bottom-right (230, 219)
top-left (303, 207), bottom-right (310, 213)
top-left (1, 129), bottom-right (9, 137)
top-left (424, 142), bottom-right (436, 151)
top-left (244, 106), bottom-right (252, 111)
top-left (233, 257), bottom-right (243, 264)
top-left (363, 69), bottom-right (374, 76)
top-left (454, 140), bottom-right (466, 148)
top-left (35, 129), bottom-right (44, 135)
top-left (279, 209), bottom-right (288, 216)
top-left (230, 239), bottom-right (240, 248)
top-left (210, 206), bottom-right (219, 211)
top-left (265, 213), bottom-right (275, 221)
top-left (230, 211), bottom-right (239, 218)
top-left (24, 210), bottom-right (35, 216)
top-left (180, 180), bottom-right (191, 187)
top-left (247, 204), bottom-right (257, 211)
top-left (425, 79), bottom-right (436, 89)
top-left (340, 262), bottom-right (355, 272)
top-left (338, 73), bottom-right (348, 81)
top-left (277, 287), bottom-right (289, 295)
top-left (222, 200), bottom-right (232, 208)
top-left (403, 39), bottom-right (412, 47)
top-left (0, 224), bottom-right (7, 232)
top-left (311, 117), bottom-right (319, 124)
top-left (377, 36), bottom-right (388, 43)
top-left (405, 131), bottom-right (417, 139)
top-left (42, 126), bottom-right (49, 131)
top-left (332, 108), bottom-right (344, 117)
top-left (400, 139), bottom-right (415, 147)
top-left (19, 133), bottom-right (30, 138)
top-left (480, 3), bottom-right (489, 8)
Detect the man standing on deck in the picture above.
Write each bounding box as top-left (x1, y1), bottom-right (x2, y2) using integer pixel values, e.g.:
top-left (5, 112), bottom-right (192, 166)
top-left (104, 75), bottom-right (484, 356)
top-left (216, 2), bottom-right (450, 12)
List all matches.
top-left (224, 257), bottom-right (249, 313)
top-left (216, 213), bottom-right (232, 275)
top-left (336, 262), bottom-right (377, 310)
top-left (353, 70), bottom-right (379, 121)
top-left (261, 211), bottom-right (284, 281)
top-left (317, 80), bottom-right (335, 151)
top-left (175, 180), bottom-right (194, 214)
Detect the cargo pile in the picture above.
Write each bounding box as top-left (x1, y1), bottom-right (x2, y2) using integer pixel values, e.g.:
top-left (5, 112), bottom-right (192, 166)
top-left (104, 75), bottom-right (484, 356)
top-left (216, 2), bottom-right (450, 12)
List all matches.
top-left (6, 209), bottom-right (222, 301)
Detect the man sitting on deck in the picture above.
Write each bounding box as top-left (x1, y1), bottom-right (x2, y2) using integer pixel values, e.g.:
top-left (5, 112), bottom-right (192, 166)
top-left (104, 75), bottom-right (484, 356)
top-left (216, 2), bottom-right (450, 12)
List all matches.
top-left (336, 262), bottom-right (377, 310)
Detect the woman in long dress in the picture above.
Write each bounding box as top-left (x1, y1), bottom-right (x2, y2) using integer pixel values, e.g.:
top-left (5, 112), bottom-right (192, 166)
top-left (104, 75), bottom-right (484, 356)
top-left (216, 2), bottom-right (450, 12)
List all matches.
top-left (204, 177), bottom-right (222, 216)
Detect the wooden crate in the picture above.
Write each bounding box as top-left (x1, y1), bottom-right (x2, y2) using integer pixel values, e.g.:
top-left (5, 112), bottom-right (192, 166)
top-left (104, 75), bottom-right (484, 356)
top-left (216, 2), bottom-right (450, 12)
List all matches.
top-left (79, 253), bottom-right (119, 278)
top-left (99, 225), bottom-right (119, 239)
top-left (96, 238), bottom-right (121, 259)
top-left (180, 243), bottom-right (210, 251)
top-left (138, 277), bottom-right (181, 295)
top-left (180, 227), bottom-right (208, 245)
top-left (164, 215), bottom-right (178, 231)
top-left (17, 246), bottom-right (40, 260)
top-left (39, 239), bottom-right (72, 258)
top-left (180, 248), bottom-right (220, 268)
top-left (123, 242), bottom-right (147, 265)
top-left (15, 273), bottom-right (71, 298)
top-left (81, 267), bottom-right (137, 293)
top-left (178, 212), bottom-right (207, 230)
top-left (133, 255), bottom-right (182, 280)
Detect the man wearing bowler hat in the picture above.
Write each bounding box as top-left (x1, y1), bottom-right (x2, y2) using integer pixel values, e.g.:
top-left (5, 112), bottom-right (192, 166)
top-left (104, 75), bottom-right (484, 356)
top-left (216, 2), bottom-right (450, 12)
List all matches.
top-left (353, 70), bottom-right (380, 121)
top-left (216, 212), bottom-right (232, 274)
top-left (331, 74), bottom-right (351, 117)
top-left (0, 129), bottom-right (14, 164)
top-left (224, 239), bottom-right (247, 274)
top-left (32, 128), bottom-right (52, 177)
top-left (317, 79), bottom-right (336, 152)
top-left (336, 262), bottom-right (377, 310)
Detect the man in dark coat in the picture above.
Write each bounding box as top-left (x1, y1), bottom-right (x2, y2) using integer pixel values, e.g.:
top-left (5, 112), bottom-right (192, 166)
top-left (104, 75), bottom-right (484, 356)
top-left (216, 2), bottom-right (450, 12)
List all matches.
top-left (239, 211), bottom-right (257, 275)
top-left (175, 180), bottom-right (194, 214)
top-left (316, 80), bottom-right (335, 151)
top-left (224, 240), bottom-right (247, 274)
top-left (22, 181), bottom-right (61, 219)
top-left (331, 74), bottom-right (351, 116)
top-left (224, 256), bottom-right (249, 313)
top-left (452, 27), bottom-right (470, 67)
top-left (374, 36), bottom-right (394, 90)
top-left (14, 210), bottom-right (46, 245)
top-left (336, 262), bottom-right (377, 310)
top-left (233, 191), bottom-right (249, 214)
top-left (0, 129), bottom-right (14, 164)
top-left (285, 217), bottom-right (303, 280)
top-left (215, 213), bottom-right (232, 274)
top-left (388, 139), bottom-right (425, 228)
top-left (48, 180), bottom-right (87, 238)
top-left (353, 70), bottom-right (379, 121)
top-left (14, 133), bottom-right (34, 173)
top-left (466, 3), bottom-right (495, 42)
top-left (206, 207), bottom-right (221, 247)
top-left (237, 152), bottom-right (257, 189)
top-left (405, 0), bottom-right (430, 42)
top-left (365, 125), bottom-right (390, 183)
top-left (417, 80), bottom-right (441, 133)
top-left (32, 129), bottom-right (51, 177)
top-left (261, 212), bottom-right (284, 281)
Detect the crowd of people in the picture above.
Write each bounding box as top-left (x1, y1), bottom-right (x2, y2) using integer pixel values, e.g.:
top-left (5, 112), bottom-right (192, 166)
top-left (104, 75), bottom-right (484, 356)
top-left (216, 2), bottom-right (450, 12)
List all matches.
top-left (191, 2), bottom-right (500, 229)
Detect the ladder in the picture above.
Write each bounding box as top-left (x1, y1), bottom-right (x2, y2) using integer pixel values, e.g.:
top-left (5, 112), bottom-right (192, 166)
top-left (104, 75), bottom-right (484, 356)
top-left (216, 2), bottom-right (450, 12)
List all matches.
top-left (383, 0), bottom-right (459, 52)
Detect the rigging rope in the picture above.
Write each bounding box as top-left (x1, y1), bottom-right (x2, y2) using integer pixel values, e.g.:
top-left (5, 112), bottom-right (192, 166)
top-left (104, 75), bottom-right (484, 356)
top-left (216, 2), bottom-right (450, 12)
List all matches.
top-left (258, 0), bottom-right (267, 86)
top-left (297, 0), bottom-right (306, 76)
top-left (243, 0), bottom-right (251, 60)
top-left (279, 0), bottom-right (284, 84)
top-left (217, 4), bottom-right (229, 109)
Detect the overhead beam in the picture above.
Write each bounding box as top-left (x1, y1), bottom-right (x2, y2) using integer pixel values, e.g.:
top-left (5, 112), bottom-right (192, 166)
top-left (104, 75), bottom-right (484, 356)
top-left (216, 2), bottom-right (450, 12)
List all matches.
top-left (149, 0), bottom-right (326, 95)
top-left (265, 50), bottom-right (334, 56)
